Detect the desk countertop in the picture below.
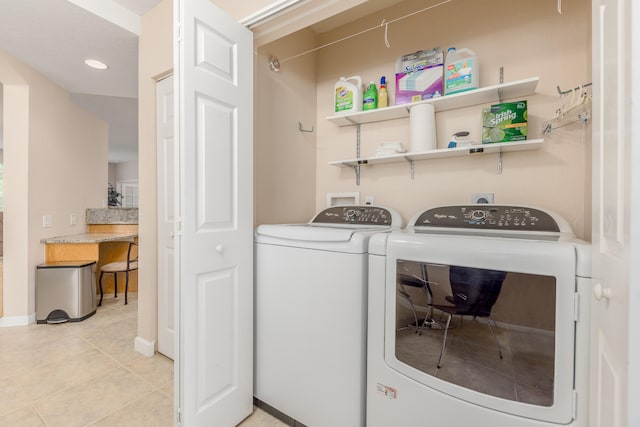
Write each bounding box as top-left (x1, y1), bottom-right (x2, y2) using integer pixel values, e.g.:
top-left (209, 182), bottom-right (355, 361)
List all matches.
top-left (40, 233), bottom-right (137, 244)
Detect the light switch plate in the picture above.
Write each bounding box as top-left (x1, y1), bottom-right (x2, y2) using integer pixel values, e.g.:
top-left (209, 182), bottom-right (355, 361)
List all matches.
top-left (42, 214), bottom-right (53, 228)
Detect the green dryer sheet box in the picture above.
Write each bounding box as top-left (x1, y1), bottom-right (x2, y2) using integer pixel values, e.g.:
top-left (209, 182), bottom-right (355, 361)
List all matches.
top-left (482, 100), bottom-right (528, 143)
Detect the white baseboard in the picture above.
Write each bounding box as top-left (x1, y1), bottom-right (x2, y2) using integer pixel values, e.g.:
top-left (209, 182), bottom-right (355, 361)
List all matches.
top-left (0, 313), bottom-right (37, 327)
top-left (135, 336), bottom-right (156, 357)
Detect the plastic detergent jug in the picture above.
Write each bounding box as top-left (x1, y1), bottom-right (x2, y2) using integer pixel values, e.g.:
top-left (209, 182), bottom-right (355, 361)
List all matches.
top-left (444, 47), bottom-right (479, 95)
top-left (335, 76), bottom-right (363, 114)
top-left (363, 81), bottom-right (378, 110)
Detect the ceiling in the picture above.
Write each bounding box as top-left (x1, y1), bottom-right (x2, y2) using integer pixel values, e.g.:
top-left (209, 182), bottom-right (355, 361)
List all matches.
top-left (0, 0), bottom-right (422, 162)
top-left (0, 0), bottom-right (162, 162)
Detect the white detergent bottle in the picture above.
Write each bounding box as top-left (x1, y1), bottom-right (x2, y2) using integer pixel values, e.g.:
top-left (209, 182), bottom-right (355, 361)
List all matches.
top-left (444, 47), bottom-right (479, 95)
top-left (335, 76), bottom-right (363, 114)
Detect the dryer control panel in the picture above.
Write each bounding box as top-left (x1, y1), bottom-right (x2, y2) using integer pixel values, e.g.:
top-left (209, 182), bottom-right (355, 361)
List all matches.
top-left (412, 205), bottom-right (560, 232)
top-left (311, 206), bottom-right (395, 226)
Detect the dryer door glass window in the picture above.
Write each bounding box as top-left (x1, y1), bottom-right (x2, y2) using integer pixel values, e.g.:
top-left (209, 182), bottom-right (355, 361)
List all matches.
top-left (395, 260), bottom-right (556, 406)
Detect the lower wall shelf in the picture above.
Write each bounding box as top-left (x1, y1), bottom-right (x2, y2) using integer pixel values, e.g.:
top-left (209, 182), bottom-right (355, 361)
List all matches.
top-left (328, 139), bottom-right (543, 168)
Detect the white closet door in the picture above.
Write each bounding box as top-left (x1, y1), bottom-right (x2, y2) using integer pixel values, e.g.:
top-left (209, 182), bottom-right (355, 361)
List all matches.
top-left (590, 0), bottom-right (639, 426)
top-left (175, 0), bottom-right (253, 425)
top-left (156, 75), bottom-right (175, 360)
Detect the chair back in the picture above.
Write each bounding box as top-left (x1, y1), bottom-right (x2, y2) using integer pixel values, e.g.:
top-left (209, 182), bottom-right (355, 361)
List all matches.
top-left (448, 266), bottom-right (506, 317)
top-left (126, 242), bottom-right (139, 269)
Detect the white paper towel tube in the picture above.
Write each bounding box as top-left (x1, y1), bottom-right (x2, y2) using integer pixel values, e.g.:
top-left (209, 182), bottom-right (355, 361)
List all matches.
top-left (409, 103), bottom-right (437, 152)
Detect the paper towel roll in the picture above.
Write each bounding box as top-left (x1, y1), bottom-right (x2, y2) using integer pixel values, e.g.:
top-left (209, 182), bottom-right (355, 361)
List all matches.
top-left (409, 103), bottom-right (437, 152)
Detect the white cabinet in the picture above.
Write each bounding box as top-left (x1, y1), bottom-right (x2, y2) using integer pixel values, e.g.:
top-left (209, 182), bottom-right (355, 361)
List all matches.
top-left (326, 77), bottom-right (543, 174)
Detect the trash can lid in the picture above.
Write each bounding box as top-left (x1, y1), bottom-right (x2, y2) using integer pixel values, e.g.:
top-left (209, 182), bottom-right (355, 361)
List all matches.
top-left (37, 260), bottom-right (97, 268)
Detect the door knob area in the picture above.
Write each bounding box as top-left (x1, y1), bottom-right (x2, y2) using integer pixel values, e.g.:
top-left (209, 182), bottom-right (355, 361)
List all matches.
top-left (216, 245), bottom-right (224, 253)
top-left (593, 283), bottom-right (612, 301)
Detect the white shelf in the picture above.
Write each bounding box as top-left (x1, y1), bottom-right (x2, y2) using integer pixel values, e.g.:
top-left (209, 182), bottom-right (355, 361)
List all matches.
top-left (328, 139), bottom-right (544, 168)
top-left (326, 77), bottom-right (539, 127)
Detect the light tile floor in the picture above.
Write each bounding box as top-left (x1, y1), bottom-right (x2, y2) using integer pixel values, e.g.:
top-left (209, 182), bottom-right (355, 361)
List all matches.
top-left (0, 293), bottom-right (286, 427)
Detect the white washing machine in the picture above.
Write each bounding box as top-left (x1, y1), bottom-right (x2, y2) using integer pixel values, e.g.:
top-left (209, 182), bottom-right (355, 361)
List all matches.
top-left (254, 205), bottom-right (402, 427)
top-left (367, 205), bottom-right (591, 427)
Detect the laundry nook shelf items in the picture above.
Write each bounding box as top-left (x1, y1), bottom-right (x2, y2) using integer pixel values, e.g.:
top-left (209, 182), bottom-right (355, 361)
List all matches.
top-left (326, 77), bottom-right (543, 175)
top-left (326, 77), bottom-right (539, 126)
top-left (328, 139), bottom-right (543, 168)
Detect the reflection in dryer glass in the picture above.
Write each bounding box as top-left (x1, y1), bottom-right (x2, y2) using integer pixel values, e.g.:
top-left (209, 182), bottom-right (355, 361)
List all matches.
top-left (395, 260), bottom-right (556, 406)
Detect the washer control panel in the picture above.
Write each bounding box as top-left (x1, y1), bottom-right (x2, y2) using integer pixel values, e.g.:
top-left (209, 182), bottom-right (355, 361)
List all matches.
top-left (413, 205), bottom-right (560, 232)
top-left (312, 206), bottom-right (394, 226)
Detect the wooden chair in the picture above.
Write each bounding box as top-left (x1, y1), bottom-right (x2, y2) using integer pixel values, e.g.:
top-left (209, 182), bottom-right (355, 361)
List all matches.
top-left (99, 242), bottom-right (138, 306)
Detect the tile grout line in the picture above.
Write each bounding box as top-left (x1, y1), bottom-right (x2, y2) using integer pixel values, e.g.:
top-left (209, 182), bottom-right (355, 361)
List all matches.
top-left (78, 300), bottom-right (175, 425)
top-left (31, 302), bottom-right (143, 426)
top-left (82, 389), bottom-right (159, 427)
top-left (0, 297), bottom-right (148, 426)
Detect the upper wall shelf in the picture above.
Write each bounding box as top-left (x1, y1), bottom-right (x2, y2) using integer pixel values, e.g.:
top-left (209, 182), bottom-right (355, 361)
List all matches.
top-left (326, 77), bottom-right (540, 126)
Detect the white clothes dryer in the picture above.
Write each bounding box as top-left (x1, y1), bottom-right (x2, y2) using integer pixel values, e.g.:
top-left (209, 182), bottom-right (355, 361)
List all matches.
top-left (254, 205), bottom-right (402, 427)
top-left (367, 205), bottom-right (591, 427)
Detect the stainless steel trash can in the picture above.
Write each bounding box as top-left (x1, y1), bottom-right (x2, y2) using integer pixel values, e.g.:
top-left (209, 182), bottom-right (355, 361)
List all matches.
top-left (36, 261), bottom-right (97, 324)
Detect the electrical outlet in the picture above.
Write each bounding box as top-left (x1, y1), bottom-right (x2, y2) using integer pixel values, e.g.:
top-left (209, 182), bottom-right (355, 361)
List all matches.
top-left (472, 193), bottom-right (494, 204)
top-left (365, 196), bottom-right (375, 205)
top-left (70, 213), bottom-right (77, 226)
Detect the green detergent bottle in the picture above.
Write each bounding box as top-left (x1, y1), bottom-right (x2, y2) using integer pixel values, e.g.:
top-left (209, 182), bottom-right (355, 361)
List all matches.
top-left (363, 81), bottom-right (378, 110)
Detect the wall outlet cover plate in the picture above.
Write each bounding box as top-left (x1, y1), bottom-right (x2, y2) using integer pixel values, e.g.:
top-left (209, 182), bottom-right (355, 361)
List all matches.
top-left (472, 193), bottom-right (495, 204)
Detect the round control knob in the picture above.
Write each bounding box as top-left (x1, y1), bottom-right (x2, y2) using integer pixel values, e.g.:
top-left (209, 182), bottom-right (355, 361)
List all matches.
top-left (471, 210), bottom-right (486, 221)
top-left (346, 209), bottom-right (357, 220)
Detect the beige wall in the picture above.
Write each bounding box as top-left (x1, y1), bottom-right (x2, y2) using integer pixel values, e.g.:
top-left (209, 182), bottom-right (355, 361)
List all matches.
top-left (312, 0), bottom-right (591, 239)
top-left (0, 48), bottom-right (108, 321)
top-left (109, 160), bottom-right (138, 185)
top-left (255, 28), bottom-right (318, 224)
top-left (138, 0), bottom-right (173, 347)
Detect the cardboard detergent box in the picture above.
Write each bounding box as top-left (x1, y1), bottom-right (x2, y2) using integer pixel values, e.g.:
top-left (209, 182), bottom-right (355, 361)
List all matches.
top-left (395, 48), bottom-right (444, 105)
top-left (482, 100), bottom-right (528, 143)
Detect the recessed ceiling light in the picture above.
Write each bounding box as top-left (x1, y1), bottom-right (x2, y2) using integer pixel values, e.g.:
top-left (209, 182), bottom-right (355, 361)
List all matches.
top-left (84, 59), bottom-right (108, 70)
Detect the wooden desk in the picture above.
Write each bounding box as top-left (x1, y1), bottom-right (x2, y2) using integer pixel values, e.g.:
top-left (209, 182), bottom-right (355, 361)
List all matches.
top-left (41, 229), bottom-right (138, 295)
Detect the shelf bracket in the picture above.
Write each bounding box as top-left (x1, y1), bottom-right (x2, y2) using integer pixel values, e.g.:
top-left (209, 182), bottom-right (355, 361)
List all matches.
top-left (497, 151), bottom-right (503, 174)
top-left (401, 156), bottom-right (415, 179)
top-left (497, 66), bottom-right (504, 102)
top-left (355, 124), bottom-right (362, 185)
